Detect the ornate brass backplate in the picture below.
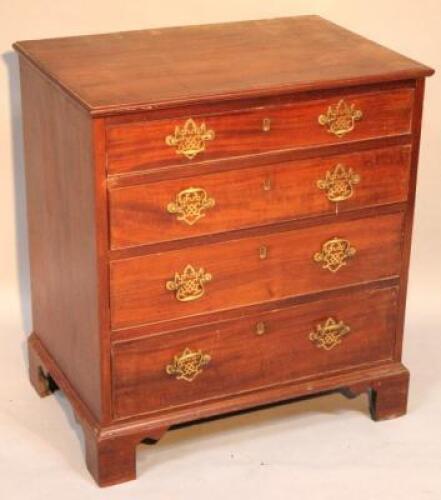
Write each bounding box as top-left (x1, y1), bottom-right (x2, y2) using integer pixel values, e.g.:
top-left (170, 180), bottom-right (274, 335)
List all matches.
top-left (314, 237), bottom-right (356, 273)
top-left (166, 347), bottom-right (211, 382)
top-left (309, 317), bottom-right (351, 350)
top-left (165, 118), bottom-right (215, 160)
top-left (166, 264), bottom-right (212, 302)
top-left (317, 163), bottom-right (361, 202)
top-left (318, 99), bottom-right (363, 138)
top-left (167, 187), bottom-right (215, 225)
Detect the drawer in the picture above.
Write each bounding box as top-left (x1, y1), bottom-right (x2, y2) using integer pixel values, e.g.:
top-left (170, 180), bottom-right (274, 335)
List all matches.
top-left (109, 145), bottom-right (411, 249)
top-left (112, 286), bottom-right (398, 419)
top-left (110, 212), bottom-right (403, 330)
top-left (106, 87), bottom-right (414, 175)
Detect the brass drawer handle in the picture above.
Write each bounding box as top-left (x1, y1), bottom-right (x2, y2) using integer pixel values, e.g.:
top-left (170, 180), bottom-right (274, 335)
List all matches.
top-left (318, 99), bottom-right (363, 138)
top-left (166, 347), bottom-right (211, 382)
top-left (317, 164), bottom-right (361, 202)
top-left (165, 118), bottom-right (215, 160)
top-left (309, 317), bottom-right (351, 350)
top-left (314, 237), bottom-right (356, 273)
top-left (167, 187), bottom-right (215, 225)
top-left (166, 264), bottom-right (212, 302)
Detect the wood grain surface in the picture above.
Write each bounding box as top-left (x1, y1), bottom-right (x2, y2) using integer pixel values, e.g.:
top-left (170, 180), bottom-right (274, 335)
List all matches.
top-left (13, 16), bottom-right (433, 115)
top-left (110, 212), bottom-right (404, 329)
top-left (112, 286), bottom-right (398, 419)
top-left (109, 145), bottom-right (411, 249)
top-left (20, 59), bottom-right (103, 419)
top-left (106, 87), bottom-right (414, 173)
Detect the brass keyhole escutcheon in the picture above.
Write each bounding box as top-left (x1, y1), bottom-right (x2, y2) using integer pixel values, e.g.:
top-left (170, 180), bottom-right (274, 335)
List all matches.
top-left (256, 321), bottom-right (266, 336)
top-left (259, 246), bottom-right (268, 260)
top-left (263, 177), bottom-right (272, 192)
top-left (262, 118), bottom-right (272, 132)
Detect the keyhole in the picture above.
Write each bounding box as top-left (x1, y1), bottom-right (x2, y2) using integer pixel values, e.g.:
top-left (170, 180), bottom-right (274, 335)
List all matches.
top-left (263, 118), bottom-right (271, 132)
top-left (263, 177), bottom-right (272, 191)
top-left (256, 321), bottom-right (266, 336)
top-left (259, 246), bottom-right (268, 260)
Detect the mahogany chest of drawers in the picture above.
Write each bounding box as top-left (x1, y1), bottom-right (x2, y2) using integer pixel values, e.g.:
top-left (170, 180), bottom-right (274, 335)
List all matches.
top-left (15, 16), bottom-right (433, 486)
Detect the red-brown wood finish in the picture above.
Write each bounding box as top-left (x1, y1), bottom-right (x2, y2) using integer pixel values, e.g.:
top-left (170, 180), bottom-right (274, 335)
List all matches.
top-left (19, 59), bottom-right (104, 419)
top-left (106, 87), bottom-right (413, 174)
top-left (112, 286), bottom-right (398, 419)
top-left (15, 16), bottom-right (433, 487)
top-left (28, 330), bottom-right (412, 487)
top-left (92, 118), bottom-right (114, 424)
top-left (394, 79), bottom-right (427, 360)
top-left (109, 145), bottom-right (411, 249)
top-left (12, 16), bottom-right (433, 115)
top-left (110, 212), bottom-right (403, 329)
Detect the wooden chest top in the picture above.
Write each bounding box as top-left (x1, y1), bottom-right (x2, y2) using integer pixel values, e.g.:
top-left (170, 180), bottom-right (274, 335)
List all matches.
top-left (13, 16), bottom-right (433, 115)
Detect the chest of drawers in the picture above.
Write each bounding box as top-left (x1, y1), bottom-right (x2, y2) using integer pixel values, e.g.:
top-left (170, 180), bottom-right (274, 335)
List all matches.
top-left (15, 16), bottom-right (433, 486)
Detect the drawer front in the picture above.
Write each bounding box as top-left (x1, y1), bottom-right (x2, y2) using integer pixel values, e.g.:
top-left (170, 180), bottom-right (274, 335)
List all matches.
top-left (106, 87), bottom-right (414, 175)
top-left (110, 212), bottom-right (403, 330)
top-left (112, 287), bottom-right (398, 419)
top-left (109, 145), bottom-right (411, 249)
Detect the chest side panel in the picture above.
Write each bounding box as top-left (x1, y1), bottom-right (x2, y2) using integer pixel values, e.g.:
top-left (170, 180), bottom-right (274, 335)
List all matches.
top-left (20, 58), bottom-right (104, 419)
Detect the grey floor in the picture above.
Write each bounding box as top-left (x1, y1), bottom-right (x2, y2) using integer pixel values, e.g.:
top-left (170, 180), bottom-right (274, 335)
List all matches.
top-left (1, 288), bottom-right (440, 500)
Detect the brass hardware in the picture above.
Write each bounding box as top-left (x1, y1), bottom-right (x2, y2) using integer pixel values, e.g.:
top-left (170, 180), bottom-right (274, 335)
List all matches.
top-left (317, 163), bottom-right (361, 202)
top-left (167, 187), bottom-right (215, 225)
top-left (166, 347), bottom-right (211, 382)
top-left (256, 321), bottom-right (266, 336)
top-left (318, 99), bottom-right (363, 138)
top-left (166, 264), bottom-right (212, 302)
top-left (263, 177), bottom-right (272, 191)
top-left (259, 246), bottom-right (268, 260)
top-left (263, 118), bottom-right (272, 132)
top-left (309, 317), bottom-right (351, 350)
top-left (314, 237), bottom-right (356, 273)
top-left (165, 118), bottom-right (215, 160)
